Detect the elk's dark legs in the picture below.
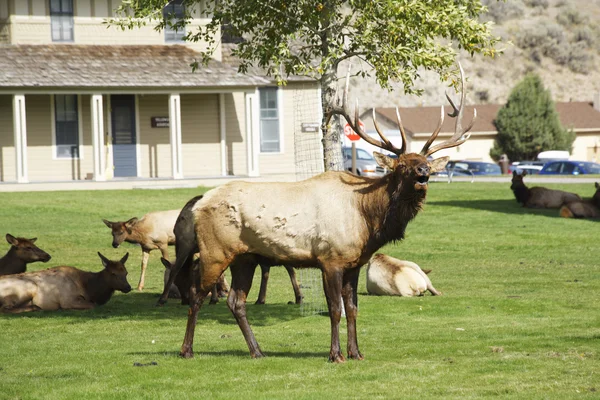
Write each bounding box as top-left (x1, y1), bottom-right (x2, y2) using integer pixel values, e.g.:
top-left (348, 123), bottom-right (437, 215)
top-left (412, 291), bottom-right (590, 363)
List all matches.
top-left (322, 267), bottom-right (345, 363)
top-left (227, 258), bottom-right (263, 358)
top-left (180, 262), bottom-right (225, 358)
top-left (285, 265), bottom-right (303, 304)
top-left (255, 264), bottom-right (270, 305)
top-left (342, 267), bottom-right (363, 360)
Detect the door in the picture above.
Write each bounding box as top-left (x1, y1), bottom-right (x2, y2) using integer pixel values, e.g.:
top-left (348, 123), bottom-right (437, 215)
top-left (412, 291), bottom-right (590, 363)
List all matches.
top-left (111, 95), bottom-right (137, 177)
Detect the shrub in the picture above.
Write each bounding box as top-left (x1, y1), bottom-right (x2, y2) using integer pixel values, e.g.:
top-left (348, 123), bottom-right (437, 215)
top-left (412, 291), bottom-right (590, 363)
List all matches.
top-left (524, 0), bottom-right (549, 9)
top-left (567, 42), bottom-right (593, 74)
top-left (556, 7), bottom-right (586, 27)
top-left (573, 27), bottom-right (594, 48)
top-left (481, 0), bottom-right (525, 24)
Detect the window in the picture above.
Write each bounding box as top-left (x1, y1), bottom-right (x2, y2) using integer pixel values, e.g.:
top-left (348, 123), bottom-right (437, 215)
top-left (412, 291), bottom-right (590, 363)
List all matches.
top-left (50, 0), bottom-right (74, 42)
top-left (54, 95), bottom-right (79, 158)
top-left (163, 0), bottom-right (186, 42)
top-left (259, 88), bottom-right (281, 153)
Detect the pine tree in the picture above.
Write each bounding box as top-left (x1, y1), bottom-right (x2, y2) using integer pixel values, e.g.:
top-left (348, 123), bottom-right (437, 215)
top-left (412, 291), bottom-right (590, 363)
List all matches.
top-left (491, 73), bottom-right (575, 161)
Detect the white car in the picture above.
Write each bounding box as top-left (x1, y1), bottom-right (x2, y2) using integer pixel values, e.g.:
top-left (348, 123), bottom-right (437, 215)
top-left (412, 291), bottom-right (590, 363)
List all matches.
top-left (342, 147), bottom-right (386, 177)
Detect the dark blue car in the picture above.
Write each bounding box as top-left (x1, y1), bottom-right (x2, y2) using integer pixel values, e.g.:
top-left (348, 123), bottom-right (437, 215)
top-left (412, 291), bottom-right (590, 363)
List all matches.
top-left (539, 160), bottom-right (600, 175)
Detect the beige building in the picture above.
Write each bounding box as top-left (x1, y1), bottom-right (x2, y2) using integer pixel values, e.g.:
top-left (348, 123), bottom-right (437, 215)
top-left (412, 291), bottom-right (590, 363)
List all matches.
top-left (357, 102), bottom-right (600, 163)
top-left (0, 0), bottom-right (322, 184)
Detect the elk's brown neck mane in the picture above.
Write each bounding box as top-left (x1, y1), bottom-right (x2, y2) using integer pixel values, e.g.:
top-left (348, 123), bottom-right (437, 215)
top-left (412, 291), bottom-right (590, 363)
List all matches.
top-left (357, 172), bottom-right (427, 255)
top-left (80, 270), bottom-right (116, 305)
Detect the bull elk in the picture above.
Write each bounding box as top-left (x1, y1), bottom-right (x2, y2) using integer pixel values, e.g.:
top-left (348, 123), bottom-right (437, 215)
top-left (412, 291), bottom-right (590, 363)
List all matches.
top-left (0, 234), bottom-right (51, 276)
top-left (510, 170), bottom-right (581, 208)
top-left (160, 64), bottom-right (476, 362)
top-left (560, 182), bottom-right (600, 218)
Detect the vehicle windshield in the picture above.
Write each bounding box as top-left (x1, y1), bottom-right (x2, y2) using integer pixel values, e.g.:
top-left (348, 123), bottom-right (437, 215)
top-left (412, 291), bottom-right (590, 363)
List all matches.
top-left (343, 148), bottom-right (374, 161)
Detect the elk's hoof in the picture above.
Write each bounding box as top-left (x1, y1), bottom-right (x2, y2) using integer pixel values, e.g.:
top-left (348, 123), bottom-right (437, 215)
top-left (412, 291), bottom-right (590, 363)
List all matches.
top-left (209, 299), bottom-right (219, 305)
top-left (329, 352), bottom-right (347, 363)
top-left (155, 298), bottom-right (167, 307)
top-left (251, 351), bottom-right (265, 359)
top-left (255, 300), bottom-right (265, 305)
top-left (348, 352), bottom-right (364, 361)
top-left (179, 349), bottom-right (194, 359)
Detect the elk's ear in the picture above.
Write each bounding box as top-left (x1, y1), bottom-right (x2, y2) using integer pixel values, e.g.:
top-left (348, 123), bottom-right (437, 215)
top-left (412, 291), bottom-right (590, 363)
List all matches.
top-left (512, 170), bottom-right (518, 177)
top-left (6, 233), bottom-right (18, 246)
top-left (29, 237), bottom-right (37, 243)
top-left (429, 156), bottom-right (449, 173)
top-left (596, 182), bottom-right (599, 189)
top-left (98, 252), bottom-right (110, 268)
top-left (161, 257), bottom-right (172, 270)
top-left (422, 269), bottom-right (432, 275)
top-left (120, 252), bottom-right (129, 265)
top-left (522, 170), bottom-right (528, 177)
top-left (373, 152), bottom-right (397, 170)
top-left (124, 217), bottom-right (138, 234)
top-left (102, 219), bottom-right (113, 228)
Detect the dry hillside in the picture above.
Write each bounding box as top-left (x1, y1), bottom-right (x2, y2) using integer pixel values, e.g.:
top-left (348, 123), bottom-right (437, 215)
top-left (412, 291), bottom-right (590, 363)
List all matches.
top-left (347, 0), bottom-right (600, 109)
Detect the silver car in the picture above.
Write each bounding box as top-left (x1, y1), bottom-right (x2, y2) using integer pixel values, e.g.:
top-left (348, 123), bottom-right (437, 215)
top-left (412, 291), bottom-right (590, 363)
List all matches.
top-left (342, 147), bottom-right (386, 177)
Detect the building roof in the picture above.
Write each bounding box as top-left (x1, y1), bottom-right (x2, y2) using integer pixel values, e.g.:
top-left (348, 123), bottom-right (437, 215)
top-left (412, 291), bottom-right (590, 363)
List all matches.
top-left (369, 101), bottom-right (600, 136)
top-left (0, 44), bottom-right (270, 90)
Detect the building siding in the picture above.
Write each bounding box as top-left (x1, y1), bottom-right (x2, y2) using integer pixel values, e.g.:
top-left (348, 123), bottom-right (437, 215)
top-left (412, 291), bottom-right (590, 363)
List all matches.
top-left (225, 92), bottom-right (248, 176)
top-left (137, 94), bottom-right (171, 178)
top-left (0, 94), bottom-right (15, 181)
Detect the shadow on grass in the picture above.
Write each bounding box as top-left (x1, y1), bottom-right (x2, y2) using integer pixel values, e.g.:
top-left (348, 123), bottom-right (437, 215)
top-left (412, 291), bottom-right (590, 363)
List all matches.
top-left (428, 199), bottom-right (567, 219)
top-left (127, 349), bottom-right (326, 359)
top-left (4, 292), bottom-right (307, 327)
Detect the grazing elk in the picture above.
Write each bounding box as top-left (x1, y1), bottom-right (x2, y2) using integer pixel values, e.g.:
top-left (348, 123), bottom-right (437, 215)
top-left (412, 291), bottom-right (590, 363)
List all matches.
top-left (560, 182), bottom-right (600, 218)
top-left (0, 252), bottom-right (131, 313)
top-left (366, 254), bottom-right (441, 297)
top-left (161, 257), bottom-right (229, 305)
top-left (103, 210), bottom-right (180, 291)
top-left (510, 170), bottom-right (581, 208)
top-left (0, 234), bottom-right (51, 276)
top-left (160, 64), bottom-right (475, 363)
top-left (160, 195), bottom-right (303, 306)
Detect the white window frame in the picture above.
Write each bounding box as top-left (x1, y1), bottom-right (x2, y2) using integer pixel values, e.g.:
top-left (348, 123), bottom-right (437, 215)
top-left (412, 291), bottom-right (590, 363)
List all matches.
top-left (259, 86), bottom-right (284, 154)
top-left (50, 0), bottom-right (74, 43)
top-left (51, 94), bottom-right (84, 160)
top-left (163, 0), bottom-right (186, 43)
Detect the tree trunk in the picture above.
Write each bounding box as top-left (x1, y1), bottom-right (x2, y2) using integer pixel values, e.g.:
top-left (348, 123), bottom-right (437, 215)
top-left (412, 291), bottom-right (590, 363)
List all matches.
top-left (320, 69), bottom-right (344, 172)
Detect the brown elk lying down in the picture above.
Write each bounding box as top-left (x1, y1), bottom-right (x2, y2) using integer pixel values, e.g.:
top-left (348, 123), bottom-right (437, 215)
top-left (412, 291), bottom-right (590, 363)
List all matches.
top-left (511, 170), bottom-right (581, 208)
top-left (103, 209), bottom-right (180, 292)
top-left (0, 234), bottom-right (51, 276)
top-left (366, 254), bottom-right (441, 297)
top-left (159, 195), bottom-right (303, 306)
top-left (0, 252), bottom-right (131, 313)
top-left (160, 64), bottom-right (475, 362)
top-left (560, 182), bottom-right (600, 218)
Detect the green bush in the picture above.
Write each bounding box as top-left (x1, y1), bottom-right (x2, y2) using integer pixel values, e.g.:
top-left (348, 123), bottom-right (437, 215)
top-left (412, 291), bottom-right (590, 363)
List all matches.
top-left (524, 0), bottom-right (549, 9)
top-left (556, 7), bottom-right (586, 27)
top-left (481, 0), bottom-right (525, 24)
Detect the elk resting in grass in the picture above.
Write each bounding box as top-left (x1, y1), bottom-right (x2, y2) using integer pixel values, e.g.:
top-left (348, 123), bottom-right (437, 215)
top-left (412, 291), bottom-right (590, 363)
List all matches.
top-left (510, 170), bottom-right (581, 208)
top-left (560, 182), bottom-right (600, 218)
top-left (159, 195), bottom-right (303, 306)
top-left (160, 63), bottom-right (475, 363)
top-left (0, 252), bottom-right (131, 313)
top-left (103, 209), bottom-right (180, 292)
top-left (0, 234), bottom-right (51, 276)
top-left (366, 254), bottom-right (441, 297)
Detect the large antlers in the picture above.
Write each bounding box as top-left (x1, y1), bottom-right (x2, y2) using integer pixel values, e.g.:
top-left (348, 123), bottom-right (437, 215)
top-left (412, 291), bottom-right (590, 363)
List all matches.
top-left (326, 62), bottom-right (476, 158)
top-left (420, 63), bottom-right (477, 157)
top-left (326, 70), bottom-right (406, 156)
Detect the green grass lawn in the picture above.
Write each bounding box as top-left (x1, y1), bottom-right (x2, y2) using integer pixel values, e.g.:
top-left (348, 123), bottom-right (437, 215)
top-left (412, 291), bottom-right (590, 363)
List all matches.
top-left (0, 182), bottom-right (599, 399)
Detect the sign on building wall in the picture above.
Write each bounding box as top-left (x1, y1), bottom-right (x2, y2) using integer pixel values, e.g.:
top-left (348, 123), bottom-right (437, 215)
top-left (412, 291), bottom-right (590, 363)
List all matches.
top-left (301, 122), bottom-right (320, 133)
top-left (151, 117), bottom-right (169, 128)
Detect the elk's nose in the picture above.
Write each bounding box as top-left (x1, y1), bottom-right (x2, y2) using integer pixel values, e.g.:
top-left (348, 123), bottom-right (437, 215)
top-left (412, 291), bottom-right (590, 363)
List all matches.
top-left (417, 164), bottom-right (430, 175)
top-left (112, 243), bottom-right (119, 248)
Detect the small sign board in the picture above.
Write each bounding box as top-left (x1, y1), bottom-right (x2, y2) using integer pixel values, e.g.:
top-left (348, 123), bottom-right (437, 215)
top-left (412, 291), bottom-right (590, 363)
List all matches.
top-left (151, 117), bottom-right (169, 128)
top-left (301, 122), bottom-right (320, 133)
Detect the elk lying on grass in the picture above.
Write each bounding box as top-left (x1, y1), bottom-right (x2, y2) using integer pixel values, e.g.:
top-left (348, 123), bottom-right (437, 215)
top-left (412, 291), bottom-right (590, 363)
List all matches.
top-left (160, 64), bottom-right (475, 362)
top-left (103, 210), bottom-right (180, 292)
top-left (510, 171), bottom-right (581, 208)
top-left (0, 252), bottom-right (131, 313)
top-left (159, 195), bottom-right (303, 306)
top-left (560, 182), bottom-right (600, 218)
top-left (0, 234), bottom-right (51, 276)
top-left (366, 254), bottom-right (441, 297)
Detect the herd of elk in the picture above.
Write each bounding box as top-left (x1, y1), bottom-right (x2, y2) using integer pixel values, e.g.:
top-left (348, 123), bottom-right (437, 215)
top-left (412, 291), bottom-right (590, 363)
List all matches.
top-left (510, 170), bottom-right (581, 208)
top-left (366, 254), bottom-right (441, 297)
top-left (0, 234), bottom-right (51, 276)
top-left (0, 253), bottom-right (131, 313)
top-left (159, 63), bottom-right (475, 362)
top-left (560, 182), bottom-right (600, 218)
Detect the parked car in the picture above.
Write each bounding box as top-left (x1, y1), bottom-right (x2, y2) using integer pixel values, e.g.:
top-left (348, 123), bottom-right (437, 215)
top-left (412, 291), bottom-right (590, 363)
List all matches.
top-left (341, 147), bottom-right (386, 177)
top-left (508, 161), bottom-right (545, 175)
top-left (445, 160), bottom-right (502, 175)
top-left (539, 160), bottom-right (600, 175)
